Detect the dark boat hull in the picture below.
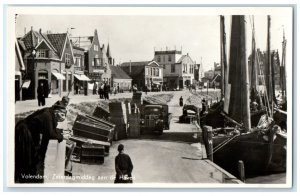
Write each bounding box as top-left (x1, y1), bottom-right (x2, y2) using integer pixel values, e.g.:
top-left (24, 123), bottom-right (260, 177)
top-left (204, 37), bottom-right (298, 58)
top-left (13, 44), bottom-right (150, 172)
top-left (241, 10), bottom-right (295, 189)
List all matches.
top-left (212, 131), bottom-right (286, 177)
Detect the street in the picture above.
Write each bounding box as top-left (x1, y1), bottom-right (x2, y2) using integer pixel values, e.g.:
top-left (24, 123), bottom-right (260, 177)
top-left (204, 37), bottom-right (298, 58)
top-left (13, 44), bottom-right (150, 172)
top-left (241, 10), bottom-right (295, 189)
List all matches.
top-left (68, 90), bottom-right (224, 184)
top-left (14, 89), bottom-right (233, 184)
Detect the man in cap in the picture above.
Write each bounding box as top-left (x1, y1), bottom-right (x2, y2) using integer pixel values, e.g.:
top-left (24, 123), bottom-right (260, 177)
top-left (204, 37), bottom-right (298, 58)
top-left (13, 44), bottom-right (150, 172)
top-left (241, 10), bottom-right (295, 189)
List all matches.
top-left (114, 144), bottom-right (133, 183)
top-left (15, 102), bottom-right (68, 183)
top-left (54, 96), bottom-right (70, 108)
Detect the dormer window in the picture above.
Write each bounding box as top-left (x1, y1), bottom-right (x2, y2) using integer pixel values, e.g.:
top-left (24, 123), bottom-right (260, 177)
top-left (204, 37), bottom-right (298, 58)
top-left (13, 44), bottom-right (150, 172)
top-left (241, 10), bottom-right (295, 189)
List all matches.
top-left (38, 49), bottom-right (48, 58)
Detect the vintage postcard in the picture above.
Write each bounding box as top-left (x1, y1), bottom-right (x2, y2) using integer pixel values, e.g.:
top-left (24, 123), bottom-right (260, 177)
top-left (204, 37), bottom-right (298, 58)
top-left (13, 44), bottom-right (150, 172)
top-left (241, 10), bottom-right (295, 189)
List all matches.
top-left (6, 5), bottom-right (294, 189)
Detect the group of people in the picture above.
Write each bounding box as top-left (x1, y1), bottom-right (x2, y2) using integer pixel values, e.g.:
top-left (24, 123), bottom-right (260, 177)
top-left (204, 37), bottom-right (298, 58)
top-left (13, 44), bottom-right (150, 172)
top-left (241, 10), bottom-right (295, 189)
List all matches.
top-left (98, 83), bottom-right (110, 100)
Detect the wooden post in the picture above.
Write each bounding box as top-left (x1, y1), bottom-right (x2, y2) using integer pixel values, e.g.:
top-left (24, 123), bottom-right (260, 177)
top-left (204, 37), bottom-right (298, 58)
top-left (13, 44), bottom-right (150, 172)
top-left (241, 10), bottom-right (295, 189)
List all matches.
top-left (207, 126), bottom-right (213, 162)
top-left (238, 160), bottom-right (245, 182)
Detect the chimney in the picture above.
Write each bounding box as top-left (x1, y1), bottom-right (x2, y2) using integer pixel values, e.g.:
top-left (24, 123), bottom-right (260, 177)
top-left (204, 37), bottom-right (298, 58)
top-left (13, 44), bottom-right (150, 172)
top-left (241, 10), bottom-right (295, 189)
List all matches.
top-left (39, 28), bottom-right (42, 33)
top-left (31, 26), bottom-right (33, 31)
top-left (130, 60), bottom-right (132, 74)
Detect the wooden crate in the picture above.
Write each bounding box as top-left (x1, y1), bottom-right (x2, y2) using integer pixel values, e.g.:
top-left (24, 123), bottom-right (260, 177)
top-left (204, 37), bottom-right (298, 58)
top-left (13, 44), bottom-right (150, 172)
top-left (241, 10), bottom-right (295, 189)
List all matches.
top-left (80, 143), bottom-right (105, 164)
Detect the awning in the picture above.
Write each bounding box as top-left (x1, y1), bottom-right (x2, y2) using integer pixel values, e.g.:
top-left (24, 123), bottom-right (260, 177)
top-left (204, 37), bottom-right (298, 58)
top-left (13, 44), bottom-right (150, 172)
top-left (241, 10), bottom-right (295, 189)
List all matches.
top-left (93, 70), bottom-right (104, 74)
top-left (74, 74), bottom-right (91, 81)
top-left (152, 82), bottom-right (161, 85)
top-left (15, 71), bottom-right (21, 76)
top-left (22, 80), bottom-right (31, 88)
top-left (52, 72), bottom-right (66, 80)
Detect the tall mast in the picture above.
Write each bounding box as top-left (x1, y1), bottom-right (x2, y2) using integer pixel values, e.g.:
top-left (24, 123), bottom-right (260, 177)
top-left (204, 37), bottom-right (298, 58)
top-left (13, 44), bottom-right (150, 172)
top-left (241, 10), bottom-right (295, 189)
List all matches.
top-left (220, 15), bottom-right (228, 101)
top-left (266, 15), bottom-right (274, 116)
top-left (250, 16), bottom-right (258, 92)
top-left (281, 29), bottom-right (287, 102)
top-left (228, 15), bottom-right (251, 131)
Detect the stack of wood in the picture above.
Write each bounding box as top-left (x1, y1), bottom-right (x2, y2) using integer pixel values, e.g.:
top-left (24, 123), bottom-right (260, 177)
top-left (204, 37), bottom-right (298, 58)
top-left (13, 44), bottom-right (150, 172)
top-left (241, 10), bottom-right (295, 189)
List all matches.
top-left (128, 110), bottom-right (140, 138)
top-left (93, 102), bottom-right (110, 120)
top-left (109, 102), bottom-right (128, 140)
top-left (80, 143), bottom-right (105, 164)
top-left (71, 114), bottom-right (115, 164)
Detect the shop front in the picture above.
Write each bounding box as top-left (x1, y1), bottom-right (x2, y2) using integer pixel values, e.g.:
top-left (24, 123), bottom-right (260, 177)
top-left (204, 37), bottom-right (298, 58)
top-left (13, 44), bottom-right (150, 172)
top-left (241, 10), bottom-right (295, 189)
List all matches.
top-left (74, 72), bottom-right (91, 95)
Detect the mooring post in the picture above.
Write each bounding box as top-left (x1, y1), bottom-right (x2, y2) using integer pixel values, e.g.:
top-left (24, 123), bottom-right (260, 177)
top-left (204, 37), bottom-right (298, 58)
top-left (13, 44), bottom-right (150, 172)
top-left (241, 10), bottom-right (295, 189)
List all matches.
top-left (207, 126), bottom-right (213, 162)
top-left (238, 160), bottom-right (245, 182)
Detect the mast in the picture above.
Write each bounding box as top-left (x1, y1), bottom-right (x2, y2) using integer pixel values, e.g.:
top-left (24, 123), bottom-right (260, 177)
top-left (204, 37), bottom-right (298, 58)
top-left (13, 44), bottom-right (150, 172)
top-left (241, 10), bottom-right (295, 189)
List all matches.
top-left (250, 16), bottom-right (258, 92)
top-left (281, 29), bottom-right (287, 102)
top-left (266, 15), bottom-right (274, 116)
top-left (228, 15), bottom-right (251, 131)
top-left (220, 15), bottom-right (228, 101)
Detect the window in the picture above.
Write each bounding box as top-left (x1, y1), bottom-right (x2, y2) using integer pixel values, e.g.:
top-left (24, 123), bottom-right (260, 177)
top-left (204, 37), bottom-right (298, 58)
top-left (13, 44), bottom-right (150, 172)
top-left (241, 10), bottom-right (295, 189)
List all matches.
top-left (94, 55), bottom-right (99, 66)
top-left (65, 53), bottom-right (71, 66)
top-left (163, 56), bottom-right (165, 62)
top-left (94, 45), bottom-right (98, 51)
top-left (163, 64), bottom-right (165, 69)
top-left (38, 49), bottom-right (48, 58)
top-left (171, 64), bottom-right (175, 73)
top-left (168, 55), bottom-right (171, 62)
top-left (145, 67), bottom-right (148, 76)
top-left (75, 57), bottom-right (81, 67)
top-left (183, 64), bottom-right (186, 73)
top-left (157, 56), bottom-right (161, 62)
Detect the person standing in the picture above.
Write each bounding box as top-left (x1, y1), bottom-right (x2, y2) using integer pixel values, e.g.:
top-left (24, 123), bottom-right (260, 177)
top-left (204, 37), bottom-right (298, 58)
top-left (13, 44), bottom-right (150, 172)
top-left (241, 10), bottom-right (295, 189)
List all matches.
top-left (93, 82), bottom-right (97, 95)
top-left (37, 83), bottom-right (46, 106)
top-left (179, 96), bottom-right (183, 107)
top-left (114, 144), bottom-right (133, 183)
top-left (15, 102), bottom-right (67, 183)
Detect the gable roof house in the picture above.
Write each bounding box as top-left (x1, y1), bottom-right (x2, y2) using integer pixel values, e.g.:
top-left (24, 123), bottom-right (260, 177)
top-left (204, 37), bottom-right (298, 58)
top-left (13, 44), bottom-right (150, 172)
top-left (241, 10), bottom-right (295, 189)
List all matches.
top-left (17, 27), bottom-right (76, 99)
top-left (80, 29), bottom-right (112, 87)
top-left (110, 65), bottom-right (132, 91)
top-left (120, 61), bottom-right (163, 91)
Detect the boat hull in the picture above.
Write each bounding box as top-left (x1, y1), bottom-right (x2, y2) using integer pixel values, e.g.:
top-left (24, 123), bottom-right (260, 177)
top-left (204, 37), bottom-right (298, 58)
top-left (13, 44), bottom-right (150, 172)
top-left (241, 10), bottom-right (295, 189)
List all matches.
top-left (211, 131), bottom-right (286, 177)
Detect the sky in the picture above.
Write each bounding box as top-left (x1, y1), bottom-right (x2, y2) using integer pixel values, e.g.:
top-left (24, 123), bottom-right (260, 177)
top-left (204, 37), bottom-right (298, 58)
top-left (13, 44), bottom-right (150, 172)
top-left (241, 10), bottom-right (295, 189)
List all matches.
top-left (15, 8), bottom-right (292, 72)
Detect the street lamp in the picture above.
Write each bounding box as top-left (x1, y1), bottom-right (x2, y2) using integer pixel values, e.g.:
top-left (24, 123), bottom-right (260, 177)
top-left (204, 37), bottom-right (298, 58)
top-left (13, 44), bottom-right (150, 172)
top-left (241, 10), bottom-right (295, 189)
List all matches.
top-left (31, 48), bottom-right (37, 99)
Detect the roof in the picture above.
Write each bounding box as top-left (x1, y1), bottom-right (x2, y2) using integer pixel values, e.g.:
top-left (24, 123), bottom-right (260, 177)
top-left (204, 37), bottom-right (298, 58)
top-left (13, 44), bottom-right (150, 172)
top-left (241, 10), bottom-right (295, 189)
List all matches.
top-left (120, 61), bottom-right (148, 76)
top-left (20, 29), bottom-right (70, 59)
top-left (15, 40), bottom-right (25, 72)
top-left (21, 30), bottom-right (42, 50)
top-left (106, 43), bottom-right (112, 58)
top-left (110, 65), bottom-right (132, 80)
top-left (46, 33), bottom-right (67, 57)
top-left (176, 54), bottom-right (194, 64)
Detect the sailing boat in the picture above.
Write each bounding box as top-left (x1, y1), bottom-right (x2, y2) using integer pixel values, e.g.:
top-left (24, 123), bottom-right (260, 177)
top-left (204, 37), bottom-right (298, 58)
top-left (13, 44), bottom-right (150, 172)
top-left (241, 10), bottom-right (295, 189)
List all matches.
top-left (201, 15), bottom-right (287, 177)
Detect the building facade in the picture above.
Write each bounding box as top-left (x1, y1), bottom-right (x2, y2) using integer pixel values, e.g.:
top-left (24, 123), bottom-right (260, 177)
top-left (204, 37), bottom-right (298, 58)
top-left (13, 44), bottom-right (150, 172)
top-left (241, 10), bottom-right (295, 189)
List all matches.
top-left (79, 29), bottom-right (112, 87)
top-left (153, 50), bottom-right (195, 90)
top-left (110, 65), bottom-right (132, 91)
top-left (17, 27), bottom-right (76, 100)
top-left (120, 61), bottom-right (163, 91)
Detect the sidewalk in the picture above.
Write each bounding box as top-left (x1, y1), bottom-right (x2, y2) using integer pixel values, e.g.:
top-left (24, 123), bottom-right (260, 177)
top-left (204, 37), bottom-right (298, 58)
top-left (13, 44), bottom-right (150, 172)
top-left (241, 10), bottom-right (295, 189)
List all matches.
top-left (15, 91), bottom-right (173, 114)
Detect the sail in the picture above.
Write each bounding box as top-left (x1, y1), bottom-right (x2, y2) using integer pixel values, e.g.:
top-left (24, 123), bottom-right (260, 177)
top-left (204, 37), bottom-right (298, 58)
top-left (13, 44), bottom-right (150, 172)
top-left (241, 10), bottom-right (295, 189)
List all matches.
top-left (228, 15), bottom-right (251, 130)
